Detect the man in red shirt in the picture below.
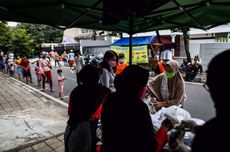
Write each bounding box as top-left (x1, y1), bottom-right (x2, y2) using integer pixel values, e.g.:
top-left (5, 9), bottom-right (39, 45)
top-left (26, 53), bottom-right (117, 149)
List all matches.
top-left (21, 56), bottom-right (33, 84)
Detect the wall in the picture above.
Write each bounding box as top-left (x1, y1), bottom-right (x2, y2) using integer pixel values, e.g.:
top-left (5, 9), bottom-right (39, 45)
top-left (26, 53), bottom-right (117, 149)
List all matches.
top-left (201, 43), bottom-right (230, 71)
top-left (80, 39), bottom-right (112, 55)
top-left (178, 42), bottom-right (230, 71)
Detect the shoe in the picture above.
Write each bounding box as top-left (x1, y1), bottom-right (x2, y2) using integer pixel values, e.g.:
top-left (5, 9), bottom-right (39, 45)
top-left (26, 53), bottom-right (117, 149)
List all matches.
top-left (51, 90), bottom-right (55, 92)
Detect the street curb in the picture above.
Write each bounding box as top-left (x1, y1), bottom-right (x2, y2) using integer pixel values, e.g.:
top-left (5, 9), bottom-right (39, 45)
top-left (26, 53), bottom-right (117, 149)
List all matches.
top-left (1, 73), bottom-right (68, 108)
top-left (3, 132), bottom-right (64, 152)
top-left (185, 81), bottom-right (204, 85)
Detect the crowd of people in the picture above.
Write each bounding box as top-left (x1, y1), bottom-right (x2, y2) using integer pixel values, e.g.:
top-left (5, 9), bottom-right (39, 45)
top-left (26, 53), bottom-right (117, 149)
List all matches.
top-left (1, 48), bottom-right (226, 152)
top-left (0, 53), bottom-right (33, 84)
top-left (63, 49), bottom-right (229, 152)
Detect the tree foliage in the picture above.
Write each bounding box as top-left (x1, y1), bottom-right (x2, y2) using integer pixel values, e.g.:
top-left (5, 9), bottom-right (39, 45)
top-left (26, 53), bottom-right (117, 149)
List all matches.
top-left (18, 23), bottom-right (63, 46)
top-left (0, 21), bottom-right (11, 53)
top-left (9, 26), bottom-right (34, 57)
top-left (0, 22), bottom-right (63, 57)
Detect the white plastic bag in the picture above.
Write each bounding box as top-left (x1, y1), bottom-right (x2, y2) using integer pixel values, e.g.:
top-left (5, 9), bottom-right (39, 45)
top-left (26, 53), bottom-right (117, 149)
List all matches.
top-left (150, 106), bottom-right (191, 131)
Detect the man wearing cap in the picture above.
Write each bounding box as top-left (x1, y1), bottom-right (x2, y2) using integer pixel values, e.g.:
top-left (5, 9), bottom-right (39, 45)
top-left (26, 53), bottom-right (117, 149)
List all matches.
top-left (115, 53), bottom-right (128, 75)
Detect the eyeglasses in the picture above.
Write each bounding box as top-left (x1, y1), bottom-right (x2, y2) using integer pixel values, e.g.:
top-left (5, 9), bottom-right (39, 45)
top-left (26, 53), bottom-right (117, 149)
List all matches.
top-left (203, 83), bottom-right (209, 92)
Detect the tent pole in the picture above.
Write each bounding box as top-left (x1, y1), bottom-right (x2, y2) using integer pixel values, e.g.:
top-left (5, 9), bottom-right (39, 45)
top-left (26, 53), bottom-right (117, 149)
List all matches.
top-left (129, 17), bottom-right (133, 65)
top-left (156, 30), bottom-right (163, 60)
top-left (129, 33), bottom-right (133, 65)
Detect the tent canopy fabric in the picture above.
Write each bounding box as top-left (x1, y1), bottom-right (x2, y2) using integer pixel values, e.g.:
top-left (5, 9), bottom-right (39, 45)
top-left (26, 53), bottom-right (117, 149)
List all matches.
top-left (111, 36), bottom-right (172, 46)
top-left (112, 36), bottom-right (155, 46)
top-left (151, 37), bottom-right (173, 45)
top-left (0, 0), bottom-right (230, 34)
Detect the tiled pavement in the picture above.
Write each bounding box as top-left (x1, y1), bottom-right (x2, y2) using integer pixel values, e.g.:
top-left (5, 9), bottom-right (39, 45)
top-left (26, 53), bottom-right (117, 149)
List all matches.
top-left (0, 73), bottom-right (66, 152)
top-left (0, 70), bottom-right (206, 152)
top-left (12, 133), bottom-right (64, 152)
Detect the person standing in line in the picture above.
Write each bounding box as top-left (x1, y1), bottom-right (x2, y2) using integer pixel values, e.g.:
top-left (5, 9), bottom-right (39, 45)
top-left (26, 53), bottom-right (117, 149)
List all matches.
top-left (64, 64), bottom-right (110, 152)
top-left (21, 56), bottom-right (33, 84)
top-left (34, 57), bottom-right (44, 88)
top-left (101, 65), bottom-right (175, 152)
top-left (74, 49), bottom-right (85, 84)
top-left (40, 52), bottom-right (54, 92)
top-left (54, 51), bottom-right (60, 67)
top-left (62, 50), bottom-right (68, 66)
top-left (0, 54), bottom-right (4, 72)
top-left (68, 50), bottom-right (75, 70)
top-left (14, 55), bottom-right (23, 79)
top-left (8, 63), bottom-right (15, 77)
top-left (57, 69), bottom-right (66, 99)
top-left (99, 50), bottom-right (117, 92)
top-left (115, 53), bottom-right (128, 75)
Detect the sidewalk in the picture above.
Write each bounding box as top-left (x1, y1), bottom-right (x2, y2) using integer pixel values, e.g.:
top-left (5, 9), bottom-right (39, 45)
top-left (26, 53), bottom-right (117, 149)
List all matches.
top-left (0, 72), bottom-right (67, 152)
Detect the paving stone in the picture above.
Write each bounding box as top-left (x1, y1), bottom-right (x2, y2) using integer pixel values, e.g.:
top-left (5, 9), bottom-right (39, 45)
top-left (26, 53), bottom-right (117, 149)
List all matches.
top-left (45, 138), bottom-right (60, 146)
top-left (0, 73), bottom-right (66, 152)
top-left (54, 145), bottom-right (64, 152)
top-left (17, 147), bottom-right (34, 152)
top-left (48, 140), bottom-right (63, 150)
top-left (32, 142), bottom-right (47, 150)
top-left (57, 135), bottom-right (64, 142)
top-left (36, 145), bottom-right (53, 152)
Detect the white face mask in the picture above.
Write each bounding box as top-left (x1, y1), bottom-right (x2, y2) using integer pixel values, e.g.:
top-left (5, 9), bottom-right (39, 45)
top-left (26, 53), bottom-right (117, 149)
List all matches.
top-left (118, 59), bottom-right (124, 63)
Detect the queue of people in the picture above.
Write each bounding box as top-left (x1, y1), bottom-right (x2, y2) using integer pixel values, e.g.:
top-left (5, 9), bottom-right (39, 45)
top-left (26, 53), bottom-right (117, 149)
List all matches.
top-left (2, 48), bottom-right (225, 152)
top-left (64, 48), bottom-right (229, 152)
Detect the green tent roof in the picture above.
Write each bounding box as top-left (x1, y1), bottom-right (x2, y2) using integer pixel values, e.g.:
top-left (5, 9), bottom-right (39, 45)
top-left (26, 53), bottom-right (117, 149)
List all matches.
top-left (0, 0), bottom-right (230, 33)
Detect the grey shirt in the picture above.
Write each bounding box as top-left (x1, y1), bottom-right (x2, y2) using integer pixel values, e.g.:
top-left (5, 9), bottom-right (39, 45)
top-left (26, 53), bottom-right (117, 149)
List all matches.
top-left (99, 68), bottom-right (115, 91)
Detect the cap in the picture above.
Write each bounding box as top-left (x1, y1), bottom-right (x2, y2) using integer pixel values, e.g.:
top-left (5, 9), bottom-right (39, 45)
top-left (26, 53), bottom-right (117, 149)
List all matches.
top-left (118, 53), bottom-right (125, 58)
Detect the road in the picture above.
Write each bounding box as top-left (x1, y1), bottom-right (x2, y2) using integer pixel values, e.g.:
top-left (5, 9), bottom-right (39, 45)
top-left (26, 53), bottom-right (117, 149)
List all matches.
top-left (183, 82), bottom-right (215, 121)
top-left (29, 61), bottom-right (77, 103)
top-left (25, 60), bottom-right (216, 122)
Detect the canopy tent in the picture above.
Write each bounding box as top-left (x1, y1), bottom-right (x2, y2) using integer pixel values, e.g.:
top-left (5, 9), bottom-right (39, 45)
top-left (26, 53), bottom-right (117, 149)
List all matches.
top-left (1, 0), bottom-right (230, 32)
top-left (111, 36), bottom-right (173, 64)
top-left (111, 36), bottom-right (173, 46)
top-left (112, 36), bottom-right (155, 46)
top-left (0, 0), bottom-right (230, 63)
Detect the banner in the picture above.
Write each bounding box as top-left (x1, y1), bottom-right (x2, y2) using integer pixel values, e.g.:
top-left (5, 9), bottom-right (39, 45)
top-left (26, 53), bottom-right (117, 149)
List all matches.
top-left (111, 45), bottom-right (148, 63)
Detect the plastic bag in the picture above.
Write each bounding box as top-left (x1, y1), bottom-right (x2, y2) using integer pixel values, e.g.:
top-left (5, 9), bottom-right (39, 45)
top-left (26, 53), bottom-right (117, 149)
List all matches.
top-left (150, 105), bottom-right (191, 131)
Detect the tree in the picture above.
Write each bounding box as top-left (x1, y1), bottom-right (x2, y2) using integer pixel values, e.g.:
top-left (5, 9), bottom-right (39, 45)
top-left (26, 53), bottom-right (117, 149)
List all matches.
top-left (0, 21), bottom-right (11, 53)
top-left (0, 22), bottom-right (63, 57)
top-left (18, 23), bottom-right (63, 47)
top-left (9, 26), bottom-right (34, 57)
top-left (171, 27), bottom-right (191, 62)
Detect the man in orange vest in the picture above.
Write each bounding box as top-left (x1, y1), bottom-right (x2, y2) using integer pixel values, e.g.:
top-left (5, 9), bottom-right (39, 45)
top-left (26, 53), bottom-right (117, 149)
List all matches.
top-left (115, 53), bottom-right (128, 75)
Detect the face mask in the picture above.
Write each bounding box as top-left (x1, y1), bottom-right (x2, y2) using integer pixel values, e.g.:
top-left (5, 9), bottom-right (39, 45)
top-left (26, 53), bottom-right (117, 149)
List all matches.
top-left (42, 55), bottom-right (46, 59)
top-left (118, 59), bottom-right (124, 63)
top-left (165, 71), bottom-right (175, 78)
top-left (138, 87), bottom-right (147, 100)
top-left (108, 60), bottom-right (116, 68)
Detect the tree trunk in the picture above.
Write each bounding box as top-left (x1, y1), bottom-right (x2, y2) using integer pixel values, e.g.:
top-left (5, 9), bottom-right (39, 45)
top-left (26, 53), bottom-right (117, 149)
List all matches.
top-left (182, 28), bottom-right (192, 63)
